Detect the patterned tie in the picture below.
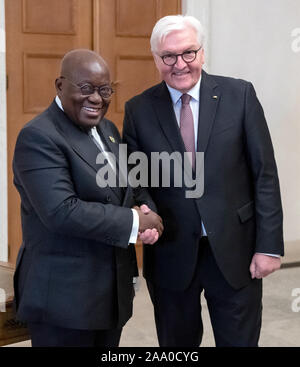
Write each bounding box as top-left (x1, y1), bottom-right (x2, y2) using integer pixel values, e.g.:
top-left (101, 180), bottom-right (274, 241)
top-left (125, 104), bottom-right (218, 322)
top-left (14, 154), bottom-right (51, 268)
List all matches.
top-left (180, 94), bottom-right (195, 169)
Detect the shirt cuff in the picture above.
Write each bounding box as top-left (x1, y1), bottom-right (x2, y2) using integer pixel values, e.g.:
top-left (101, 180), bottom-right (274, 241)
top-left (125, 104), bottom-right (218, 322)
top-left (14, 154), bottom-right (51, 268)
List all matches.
top-left (129, 209), bottom-right (139, 244)
top-left (256, 252), bottom-right (280, 258)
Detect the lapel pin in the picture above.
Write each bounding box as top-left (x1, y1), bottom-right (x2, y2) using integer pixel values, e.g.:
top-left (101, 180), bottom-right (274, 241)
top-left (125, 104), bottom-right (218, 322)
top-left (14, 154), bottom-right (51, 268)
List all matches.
top-left (109, 136), bottom-right (116, 143)
top-left (212, 95), bottom-right (218, 99)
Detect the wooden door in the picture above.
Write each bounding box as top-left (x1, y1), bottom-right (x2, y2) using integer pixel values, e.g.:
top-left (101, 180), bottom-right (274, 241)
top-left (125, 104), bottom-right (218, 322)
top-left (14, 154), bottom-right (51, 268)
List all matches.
top-left (6, 0), bottom-right (181, 266)
top-left (5, 0), bottom-right (93, 264)
top-left (95, 0), bottom-right (182, 130)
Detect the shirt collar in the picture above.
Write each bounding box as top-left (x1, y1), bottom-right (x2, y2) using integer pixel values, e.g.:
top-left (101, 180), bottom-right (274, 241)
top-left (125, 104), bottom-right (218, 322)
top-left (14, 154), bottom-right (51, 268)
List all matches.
top-left (166, 75), bottom-right (202, 105)
top-left (55, 95), bottom-right (64, 111)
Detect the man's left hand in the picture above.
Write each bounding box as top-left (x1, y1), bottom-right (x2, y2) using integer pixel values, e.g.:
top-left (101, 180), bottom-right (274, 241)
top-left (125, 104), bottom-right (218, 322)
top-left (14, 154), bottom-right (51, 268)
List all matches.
top-left (139, 228), bottom-right (159, 245)
top-left (249, 253), bottom-right (281, 279)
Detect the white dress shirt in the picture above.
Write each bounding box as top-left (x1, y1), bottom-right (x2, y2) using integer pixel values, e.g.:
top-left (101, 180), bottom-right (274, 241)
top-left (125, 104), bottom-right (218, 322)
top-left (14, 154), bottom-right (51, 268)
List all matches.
top-left (55, 96), bottom-right (139, 244)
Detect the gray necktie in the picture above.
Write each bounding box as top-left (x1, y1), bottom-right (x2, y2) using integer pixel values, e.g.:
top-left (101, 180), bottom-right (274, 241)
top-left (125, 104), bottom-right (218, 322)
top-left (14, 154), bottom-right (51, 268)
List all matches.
top-left (180, 94), bottom-right (195, 169)
top-left (88, 129), bottom-right (103, 152)
top-left (88, 129), bottom-right (125, 187)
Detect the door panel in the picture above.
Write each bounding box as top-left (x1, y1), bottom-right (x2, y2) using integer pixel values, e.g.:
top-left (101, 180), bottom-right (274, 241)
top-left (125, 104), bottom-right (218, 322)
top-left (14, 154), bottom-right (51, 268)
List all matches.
top-left (23, 0), bottom-right (77, 35)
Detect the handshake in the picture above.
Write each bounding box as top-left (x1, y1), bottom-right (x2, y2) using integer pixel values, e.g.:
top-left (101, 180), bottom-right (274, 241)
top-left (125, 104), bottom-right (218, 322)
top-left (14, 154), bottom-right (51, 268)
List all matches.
top-left (134, 204), bottom-right (164, 245)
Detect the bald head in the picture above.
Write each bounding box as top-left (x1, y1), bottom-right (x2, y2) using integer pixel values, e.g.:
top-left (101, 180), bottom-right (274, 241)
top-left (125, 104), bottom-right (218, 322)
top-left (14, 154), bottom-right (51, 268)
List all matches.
top-left (60, 49), bottom-right (110, 81)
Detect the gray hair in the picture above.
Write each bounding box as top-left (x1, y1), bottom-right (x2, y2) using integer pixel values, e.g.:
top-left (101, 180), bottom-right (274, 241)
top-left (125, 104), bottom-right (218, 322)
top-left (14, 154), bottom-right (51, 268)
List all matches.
top-left (150, 15), bottom-right (205, 53)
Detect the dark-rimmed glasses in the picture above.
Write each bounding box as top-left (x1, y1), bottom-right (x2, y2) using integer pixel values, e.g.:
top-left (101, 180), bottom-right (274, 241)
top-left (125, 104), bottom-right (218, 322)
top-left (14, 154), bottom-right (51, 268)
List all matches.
top-left (60, 76), bottom-right (114, 98)
top-left (160, 46), bottom-right (202, 66)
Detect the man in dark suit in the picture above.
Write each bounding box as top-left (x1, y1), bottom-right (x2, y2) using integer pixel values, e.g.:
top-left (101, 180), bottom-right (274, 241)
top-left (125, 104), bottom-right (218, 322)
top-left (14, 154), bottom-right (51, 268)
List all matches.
top-left (13, 49), bottom-right (163, 347)
top-left (123, 15), bottom-right (284, 347)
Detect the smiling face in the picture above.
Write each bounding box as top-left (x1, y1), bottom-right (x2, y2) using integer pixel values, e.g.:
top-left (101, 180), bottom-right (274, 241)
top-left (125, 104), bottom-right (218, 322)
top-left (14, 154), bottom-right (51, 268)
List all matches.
top-left (56, 57), bottom-right (111, 130)
top-left (153, 26), bottom-right (204, 93)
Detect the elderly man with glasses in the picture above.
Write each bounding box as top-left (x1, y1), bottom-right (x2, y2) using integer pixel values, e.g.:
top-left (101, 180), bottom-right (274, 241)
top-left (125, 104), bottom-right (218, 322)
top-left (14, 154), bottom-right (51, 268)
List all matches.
top-left (12, 49), bottom-right (163, 347)
top-left (123, 15), bottom-right (284, 347)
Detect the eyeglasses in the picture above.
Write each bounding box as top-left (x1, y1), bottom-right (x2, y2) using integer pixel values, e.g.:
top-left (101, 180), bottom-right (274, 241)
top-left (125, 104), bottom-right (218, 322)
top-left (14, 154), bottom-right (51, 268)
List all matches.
top-left (160, 46), bottom-right (202, 66)
top-left (60, 76), bottom-right (114, 98)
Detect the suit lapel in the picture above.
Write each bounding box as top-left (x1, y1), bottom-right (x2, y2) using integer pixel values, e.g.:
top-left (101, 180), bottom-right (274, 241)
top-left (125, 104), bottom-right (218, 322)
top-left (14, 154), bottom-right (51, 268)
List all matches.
top-left (197, 71), bottom-right (220, 153)
top-left (49, 101), bottom-right (100, 173)
top-left (152, 82), bottom-right (186, 156)
top-left (97, 121), bottom-right (125, 200)
top-left (49, 101), bottom-right (123, 201)
top-left (98, 121), bottom-right (120, 161)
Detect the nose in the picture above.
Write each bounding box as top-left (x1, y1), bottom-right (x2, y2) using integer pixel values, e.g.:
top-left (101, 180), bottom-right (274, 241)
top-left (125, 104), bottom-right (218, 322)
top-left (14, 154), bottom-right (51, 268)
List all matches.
top-left (88, 89), bottom-right (103, 103)
top-left (174, 55), bottom-right (187, 69)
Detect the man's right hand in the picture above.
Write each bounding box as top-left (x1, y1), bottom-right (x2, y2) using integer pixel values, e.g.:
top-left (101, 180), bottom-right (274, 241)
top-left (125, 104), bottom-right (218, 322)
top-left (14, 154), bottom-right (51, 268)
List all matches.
top-left (134, 205), bottom-right (164, 237)
top-left (139, 228), bottom-right (159, 245)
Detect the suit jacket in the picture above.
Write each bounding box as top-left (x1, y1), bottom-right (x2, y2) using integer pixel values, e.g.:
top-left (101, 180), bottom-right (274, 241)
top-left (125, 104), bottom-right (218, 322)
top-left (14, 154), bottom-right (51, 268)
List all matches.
top-left (13, 100), bottom-right (139, 330)
top-left (123, 70), bottom-right (284, 290)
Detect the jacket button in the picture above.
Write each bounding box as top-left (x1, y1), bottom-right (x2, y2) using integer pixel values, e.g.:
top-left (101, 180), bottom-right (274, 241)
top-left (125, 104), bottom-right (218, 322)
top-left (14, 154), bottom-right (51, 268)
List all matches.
top-left (106, 195), bottom-right (111, 202)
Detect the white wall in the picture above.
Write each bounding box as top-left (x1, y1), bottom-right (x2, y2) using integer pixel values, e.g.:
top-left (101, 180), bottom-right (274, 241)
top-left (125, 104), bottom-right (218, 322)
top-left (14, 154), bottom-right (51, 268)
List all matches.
top-left (184, 0), bottom-right (300, 244)
top-left (182, 0), bottom-right (211, 66)
top-left (0, 0), bottom-right (8, 261)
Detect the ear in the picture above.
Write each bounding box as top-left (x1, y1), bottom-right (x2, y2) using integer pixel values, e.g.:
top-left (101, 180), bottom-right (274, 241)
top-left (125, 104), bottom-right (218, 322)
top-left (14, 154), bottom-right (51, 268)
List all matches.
top-left (55, 77), bottom-right (63, 96)
top-left (200, 48), bottom-right (205, 65)
top-left (153, 53), bottom-right (161, 71)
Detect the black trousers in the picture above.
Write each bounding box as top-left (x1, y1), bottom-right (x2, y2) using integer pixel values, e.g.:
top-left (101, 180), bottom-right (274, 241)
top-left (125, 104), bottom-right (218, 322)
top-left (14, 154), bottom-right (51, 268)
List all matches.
top-left (28, 322), bottom-right (122, 347)
top-left (147, 237), bottom-right (262, 347)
